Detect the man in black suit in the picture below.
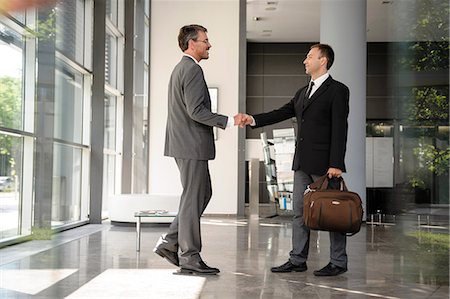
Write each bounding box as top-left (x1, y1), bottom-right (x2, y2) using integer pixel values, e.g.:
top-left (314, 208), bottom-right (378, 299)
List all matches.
top-left (240, 44), bottom-right (350, 276)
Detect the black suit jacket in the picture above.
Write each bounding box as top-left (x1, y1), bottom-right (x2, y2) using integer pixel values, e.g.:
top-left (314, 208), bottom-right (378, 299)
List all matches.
top-left (253, 76), bottom-right (349, 175)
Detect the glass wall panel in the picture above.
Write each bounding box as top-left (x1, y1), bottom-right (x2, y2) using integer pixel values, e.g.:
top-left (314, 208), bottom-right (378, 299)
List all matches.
top-left (0, 22), bottom-right (25, 242)
top-left (54, 60), bottom-right (83, 144)
top-left (0, 23), bottom-right (24, 131)
top-left (104, 95), bottom-right (116, 150)
top-left (0, 134), bottom-right (22, 239)
top-left (143, 68), bottom-right (149, 181)
top-left (105, 31), bottom-right (117, 88)
top-left (106, 0), bottom-right (118, 26)
top-left (102, 154), bottom-right (115, 218)
top-left (103, 94), bottom-right (117, 218)
top-left (144, 0), bottom-right (150, 17)
top-left (52, 143), bottom-right (82, 226)
top-left (9, 12), bottom-right (25, 24)
top-left (144, 22), bottom-right (149, 64)
top-left (391, 2), bottom-right (449, 208)
top-left (56, 0), bottom-right (85, 64)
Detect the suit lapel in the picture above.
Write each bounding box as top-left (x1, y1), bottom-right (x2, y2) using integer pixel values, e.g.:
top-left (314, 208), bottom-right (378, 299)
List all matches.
top-left (302, 76), bottom-right (333, 111)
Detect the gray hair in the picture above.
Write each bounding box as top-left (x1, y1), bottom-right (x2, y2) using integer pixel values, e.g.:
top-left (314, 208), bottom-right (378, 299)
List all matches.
top-left (178, 24), bottom-right (207, 51)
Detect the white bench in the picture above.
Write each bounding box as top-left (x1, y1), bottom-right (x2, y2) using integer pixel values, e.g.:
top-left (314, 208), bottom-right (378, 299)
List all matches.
top-left (109, 194), bottom-right (180, 224)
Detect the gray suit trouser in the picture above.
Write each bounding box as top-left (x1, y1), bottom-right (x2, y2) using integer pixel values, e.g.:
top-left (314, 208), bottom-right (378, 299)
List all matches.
top-left (163, 158), bottom-right (212, 266)
top-left (289, 170), bottom-right (348, 268)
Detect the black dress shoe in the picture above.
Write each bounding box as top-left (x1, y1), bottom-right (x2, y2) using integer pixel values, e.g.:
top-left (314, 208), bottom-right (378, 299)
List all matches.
top-left (313, 263), bottom-right (347, 276)
top-left (153, 246), bottom-right (179, 267)
top-left (180, 260), bottom-right (220, 275)
top-left (271, 261), bottom-right (307, 273)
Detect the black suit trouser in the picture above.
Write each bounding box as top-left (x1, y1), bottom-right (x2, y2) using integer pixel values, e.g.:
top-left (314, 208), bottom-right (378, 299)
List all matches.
top-left (289, 170), bottom-right (348, 268)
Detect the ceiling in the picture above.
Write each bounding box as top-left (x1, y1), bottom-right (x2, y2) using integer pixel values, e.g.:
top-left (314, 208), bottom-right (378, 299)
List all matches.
top-left (246, 0), bottom-right (433, 43)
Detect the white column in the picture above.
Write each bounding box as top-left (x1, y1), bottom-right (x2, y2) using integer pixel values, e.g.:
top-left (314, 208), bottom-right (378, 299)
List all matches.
top-left (320, 0), bottom-right (367, 217)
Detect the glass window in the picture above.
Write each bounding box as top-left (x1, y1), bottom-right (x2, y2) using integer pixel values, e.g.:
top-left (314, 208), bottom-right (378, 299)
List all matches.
top-left (9, 12), bottom-right (25, 24)
top-left (102, 153), bottom-right (115, 218)
top-left (144, 22), bottom-right (149, 64)
top-left (52, 143), bottom-right (82, 226)
top-left (104, 95), bottom-right (116, 150)
top-left (144, 0), bottom-right (150, 18)
top-left (56, 0), bottom-right (85, 64)
top-left (0, 134), bottom-right (23, 239)
top-left (103, 94), bottom-right (118, 218)
top-left (54, 60), bottom-right (84, 144)
top-left (106, 0), bottom-right (118, 26)
top-left (366, 122), bottom-right (393, 137)
top-left (105, 31), bottom-right (117, 88)
top-left (0, 23), bottom-right (24, 131)
top-left (143, 67), bottom-right (148, 151)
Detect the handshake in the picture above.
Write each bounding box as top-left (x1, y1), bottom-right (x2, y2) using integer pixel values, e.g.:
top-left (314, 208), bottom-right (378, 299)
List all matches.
top-left (233, 113), bottom-right (254, 128)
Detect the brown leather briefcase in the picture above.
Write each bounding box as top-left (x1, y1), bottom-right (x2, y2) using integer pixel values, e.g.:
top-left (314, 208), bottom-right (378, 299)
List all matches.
top-left (303, 175), bottom-right (363, 235)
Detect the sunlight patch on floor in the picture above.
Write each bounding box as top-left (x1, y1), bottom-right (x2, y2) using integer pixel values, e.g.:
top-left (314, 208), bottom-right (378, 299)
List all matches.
top-left (0, 269), bottom-right (78, 295)
top-left (65, 269), bottom-right (206, 299)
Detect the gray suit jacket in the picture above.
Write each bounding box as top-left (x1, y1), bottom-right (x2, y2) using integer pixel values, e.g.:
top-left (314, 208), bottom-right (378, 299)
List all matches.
top-left (164, 56), bottom-right (228, 160)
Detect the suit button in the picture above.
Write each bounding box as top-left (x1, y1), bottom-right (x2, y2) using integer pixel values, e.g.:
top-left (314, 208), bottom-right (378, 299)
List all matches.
top-left (301, 119), bottom-right (305, 123)
top-left (299, 137), bottom-right (304, 141)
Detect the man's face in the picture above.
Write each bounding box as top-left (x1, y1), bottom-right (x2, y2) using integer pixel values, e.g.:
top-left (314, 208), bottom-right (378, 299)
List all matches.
top-left (303, 47), bottom-right (325, 76)
top-left (192, 31), bottom-right (211, 61)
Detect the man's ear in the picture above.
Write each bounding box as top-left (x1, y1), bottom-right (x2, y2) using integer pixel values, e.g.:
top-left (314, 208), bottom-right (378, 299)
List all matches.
top-left (187, 39), bottom-right (195, 51)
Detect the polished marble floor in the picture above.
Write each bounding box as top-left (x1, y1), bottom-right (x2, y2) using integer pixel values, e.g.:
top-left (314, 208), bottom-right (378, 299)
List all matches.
top-left (0, 216), bottom-right (448, 298)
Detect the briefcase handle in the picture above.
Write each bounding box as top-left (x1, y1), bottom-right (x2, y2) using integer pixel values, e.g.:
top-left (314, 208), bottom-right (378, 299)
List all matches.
top-left (309, 174), bottom-right (348, 191)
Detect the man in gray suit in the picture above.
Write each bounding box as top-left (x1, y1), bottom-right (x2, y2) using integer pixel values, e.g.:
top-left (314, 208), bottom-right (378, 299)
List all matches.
top-left (154, 24), bottom-right (240, 275)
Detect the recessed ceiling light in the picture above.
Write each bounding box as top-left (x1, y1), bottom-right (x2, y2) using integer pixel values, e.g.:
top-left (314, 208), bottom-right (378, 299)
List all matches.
top-left (267, 1), bottom-right (278, 5)
top-left (253, 17), bottom-right (261, 21)
top-left (262, 29), bottom-right (272, 33)
top-left (265, 6), bottom-right (276, 11)
top-left (381, 0), bottom-right (393, 4)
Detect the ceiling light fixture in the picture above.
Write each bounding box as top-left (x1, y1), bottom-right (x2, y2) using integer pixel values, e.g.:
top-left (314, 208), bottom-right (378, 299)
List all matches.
top-left (253, 17), bottom-right (261, 21)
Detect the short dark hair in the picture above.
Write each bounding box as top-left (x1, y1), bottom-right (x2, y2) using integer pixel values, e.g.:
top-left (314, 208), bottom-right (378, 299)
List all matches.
top-left (311, 44), bottom-right (334, 70)
top-left (178, 24), bottom-right (207, 51)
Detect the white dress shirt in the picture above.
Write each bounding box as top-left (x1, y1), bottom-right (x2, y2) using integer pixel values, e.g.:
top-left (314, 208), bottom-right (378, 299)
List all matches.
top-left (308, 72), bottom-right (329, 98)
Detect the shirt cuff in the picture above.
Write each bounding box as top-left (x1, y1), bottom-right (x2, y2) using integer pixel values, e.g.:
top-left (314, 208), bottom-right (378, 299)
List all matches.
top-left (226, 116), bottom-right (235, 128)
top-left (250, 116), bottom-right (256, 126)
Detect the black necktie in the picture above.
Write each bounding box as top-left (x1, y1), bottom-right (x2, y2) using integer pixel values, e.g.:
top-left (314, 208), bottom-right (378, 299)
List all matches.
top-left (305, 81), bottom-right (314, 99)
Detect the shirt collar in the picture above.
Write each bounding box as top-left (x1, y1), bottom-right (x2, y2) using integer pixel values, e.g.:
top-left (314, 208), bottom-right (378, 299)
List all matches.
top-left (311, 72), bottom-right (329, 89)
top-left (183, 54), bottom-right (199, 65)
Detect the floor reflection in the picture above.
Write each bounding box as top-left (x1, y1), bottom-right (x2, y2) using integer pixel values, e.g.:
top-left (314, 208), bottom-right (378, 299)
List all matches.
top-left (0, 216), bottom-right (448, 298)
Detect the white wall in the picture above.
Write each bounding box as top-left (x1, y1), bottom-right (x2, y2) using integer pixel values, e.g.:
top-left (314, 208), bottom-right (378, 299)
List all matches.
top-left (149, 0), bottom-right (240, 214)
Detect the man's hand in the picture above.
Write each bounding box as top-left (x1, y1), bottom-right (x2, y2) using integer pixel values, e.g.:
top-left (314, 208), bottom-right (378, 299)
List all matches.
top-left (240, 113), bottom-right (254, 127)
top-left (234, 113), bottom-right (254, 128)
top-left (327, 167), bottom-right (342, 178)
top-left (233, 113), bottom-right (243, 127)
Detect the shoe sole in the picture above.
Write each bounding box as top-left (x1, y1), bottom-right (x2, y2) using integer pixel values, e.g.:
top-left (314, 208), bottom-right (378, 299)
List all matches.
top-left (313, 269), bottom-right (347, 276)
top-left (153, 248), bottom-right (179, 267)
top-left (271, 268), bottom-right (307, 273)
top-left (174, 268), bottom-right (218, 276)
